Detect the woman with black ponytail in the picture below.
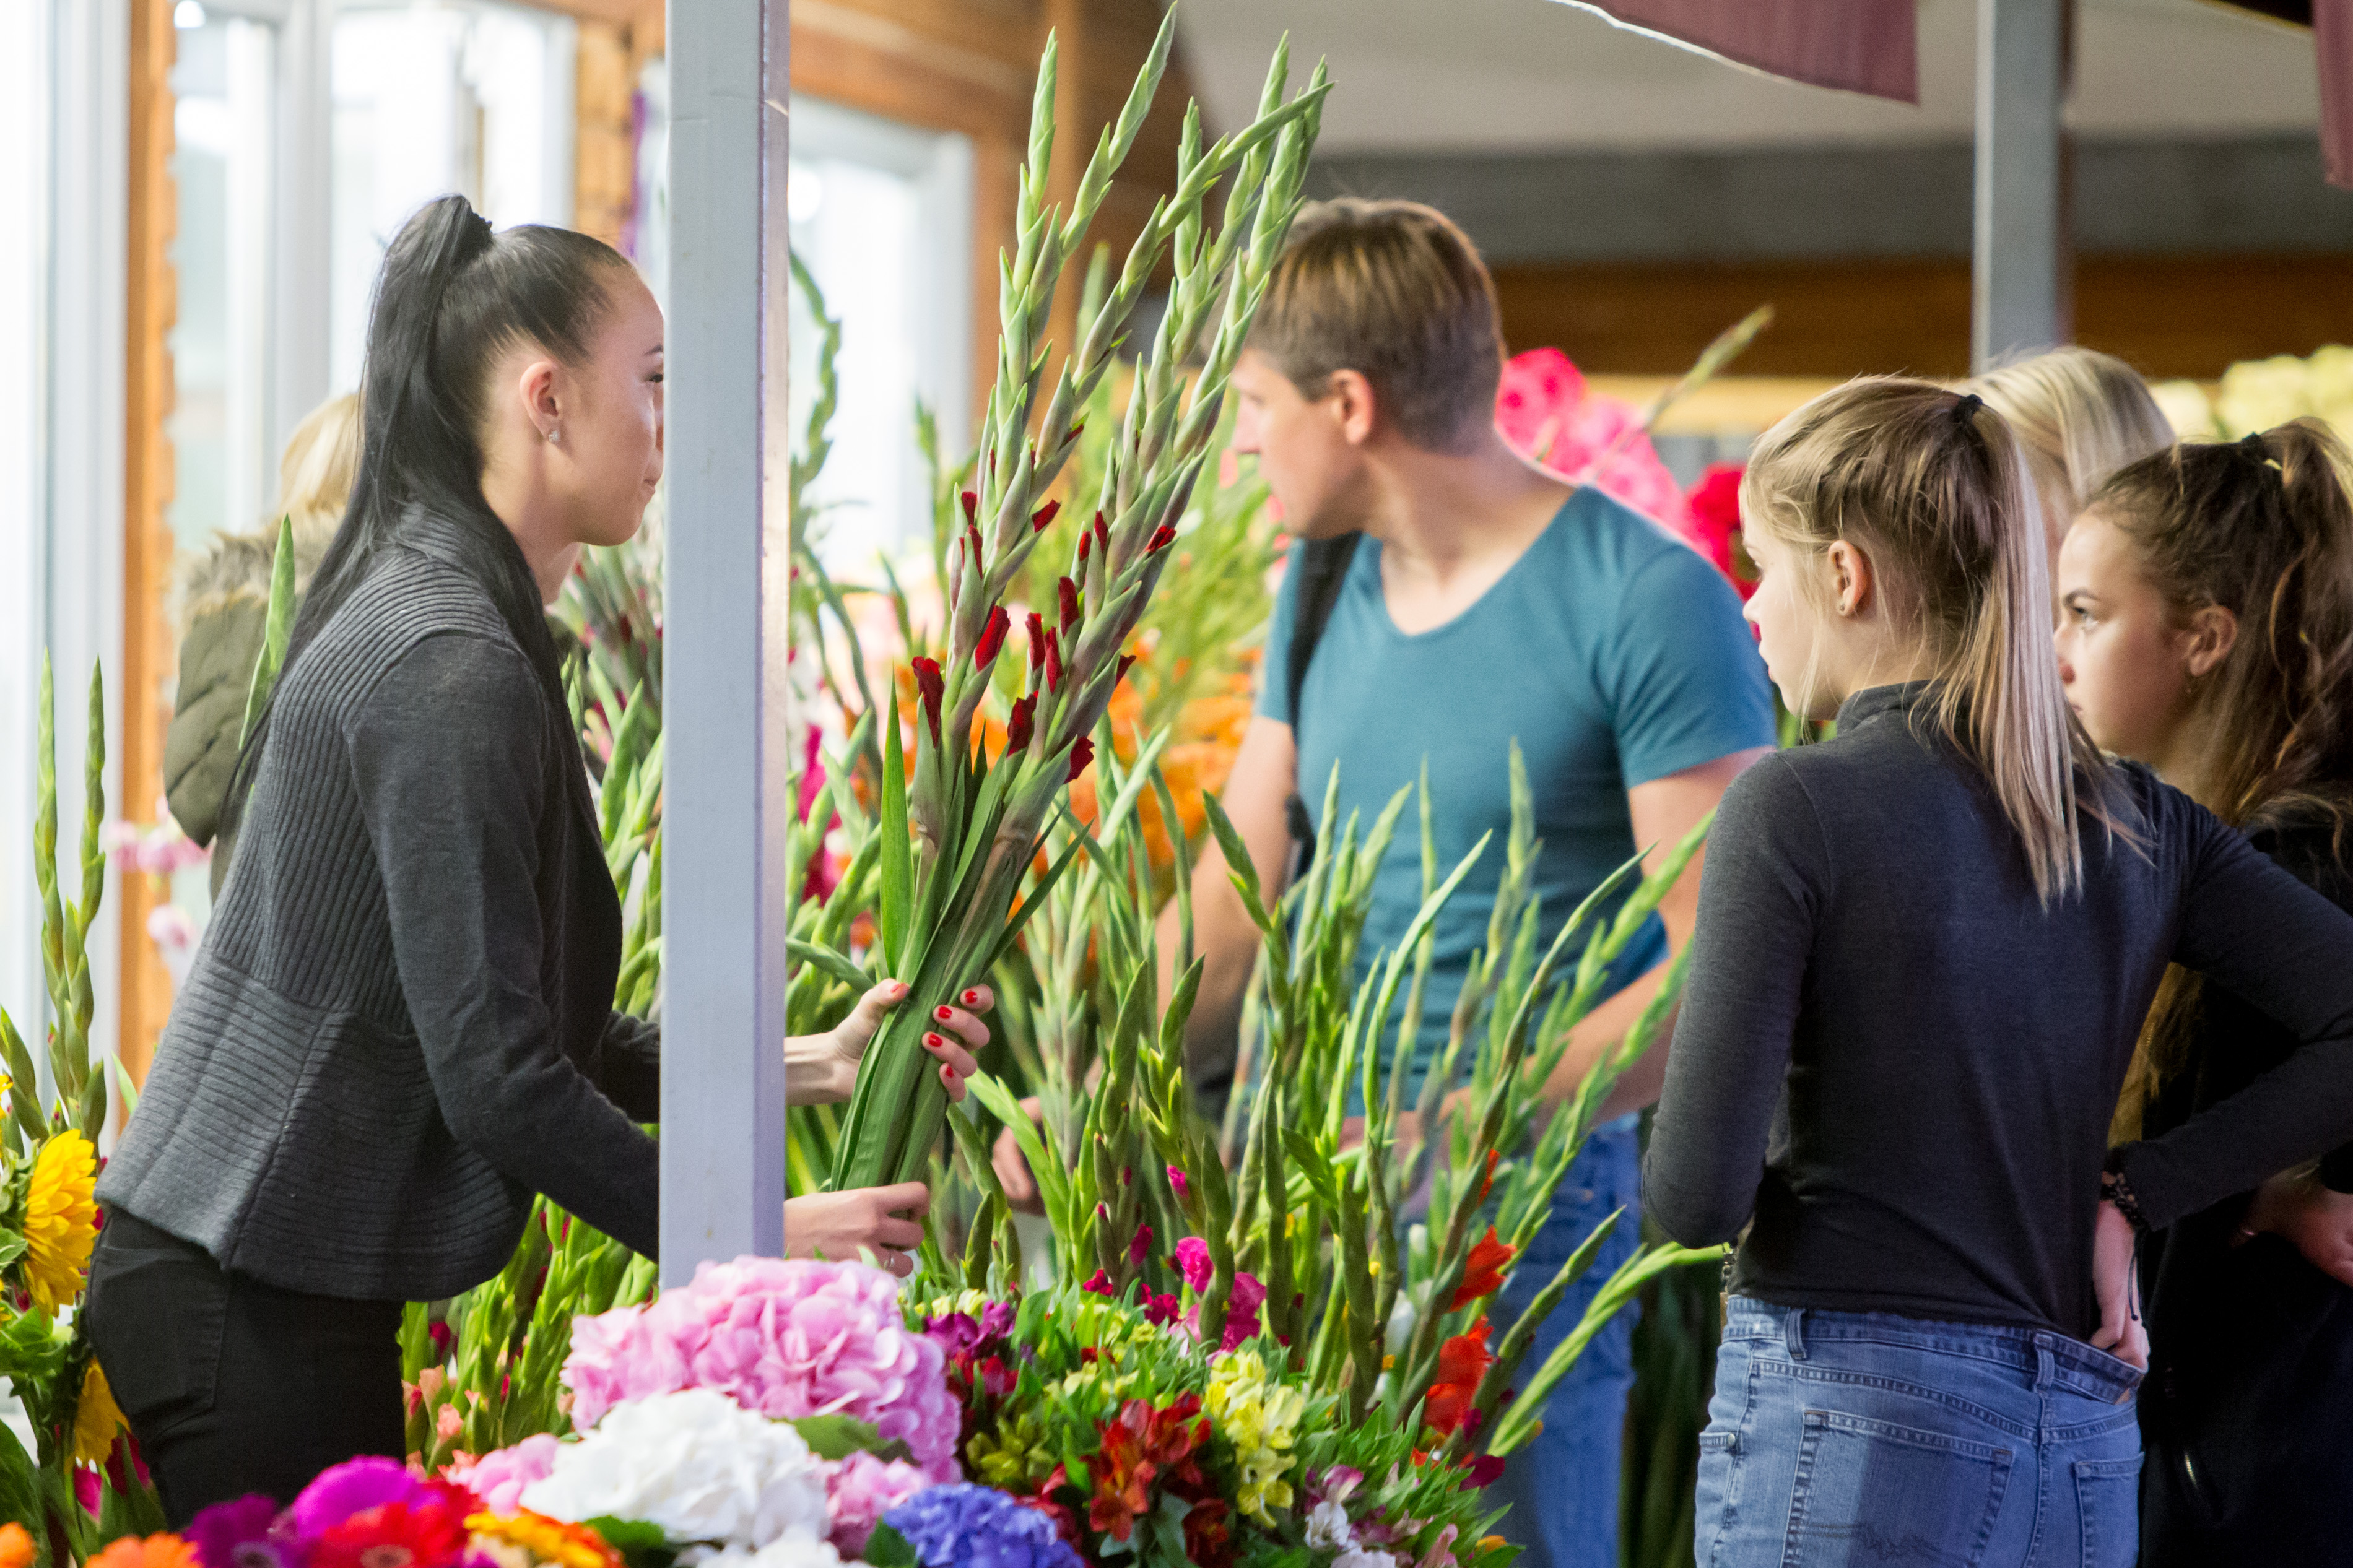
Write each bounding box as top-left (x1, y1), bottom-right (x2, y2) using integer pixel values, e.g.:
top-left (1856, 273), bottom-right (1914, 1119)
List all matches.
top-left (2056, 421), bottom-right (2353, 1563)
top-left (85, 197), bottom-right (983, 1518)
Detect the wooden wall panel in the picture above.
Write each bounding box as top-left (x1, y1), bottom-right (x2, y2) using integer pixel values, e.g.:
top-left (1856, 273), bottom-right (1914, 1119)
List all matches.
top-left (1493, 254), bottom-right (2353, 383)
top-left (122, 0), bottom-right (178, 1086)
top-left (789, 0), bottom-right (1194, 427)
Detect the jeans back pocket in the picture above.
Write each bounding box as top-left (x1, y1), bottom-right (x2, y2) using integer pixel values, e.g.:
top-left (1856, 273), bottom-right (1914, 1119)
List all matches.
top-left (2070, 1454), bottom-right (2142, 1568)
top-left (1784, 1409), bottom-right (2014, 1568)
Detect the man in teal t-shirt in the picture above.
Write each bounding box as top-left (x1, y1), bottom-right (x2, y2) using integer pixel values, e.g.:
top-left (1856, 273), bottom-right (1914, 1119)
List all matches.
top-left (1186, 200), bottom-right (1771, 1568)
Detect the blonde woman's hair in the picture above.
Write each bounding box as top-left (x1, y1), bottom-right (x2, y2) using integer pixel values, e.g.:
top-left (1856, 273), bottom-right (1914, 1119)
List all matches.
top-left (1963, 348), bottom-right (2173, 561)
top-left (277, 391), bottom-right (363, 532)
top-left (1742, 376), bottom-right (2120, 903)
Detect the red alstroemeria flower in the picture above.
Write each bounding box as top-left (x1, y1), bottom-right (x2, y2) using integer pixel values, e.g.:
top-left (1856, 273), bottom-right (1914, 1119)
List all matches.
top-left (1181, 1496), bottom-right (1233, 1568)
top-left (1086, 1420), bottom-right (1156, 1541)
top-left (1449, 1226), bottom-right (1515, 1311)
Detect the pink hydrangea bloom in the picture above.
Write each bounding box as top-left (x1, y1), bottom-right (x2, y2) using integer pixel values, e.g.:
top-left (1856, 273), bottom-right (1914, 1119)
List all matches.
top-left (445, 1434), bottom-right (561, 1515)
top-left (563, 1256), bottom-right (963, 1483)
top-left (1494, 348), bottom-right (1696, 537)
top-left (822, 1451), bottom-right (931, 1556)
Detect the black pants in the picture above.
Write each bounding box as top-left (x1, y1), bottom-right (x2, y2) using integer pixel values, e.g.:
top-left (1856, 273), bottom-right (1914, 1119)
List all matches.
top-left (84, 1213), bottom-right (404, 1527)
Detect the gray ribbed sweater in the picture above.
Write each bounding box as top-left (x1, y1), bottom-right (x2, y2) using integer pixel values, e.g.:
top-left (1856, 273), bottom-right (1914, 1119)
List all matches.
top-left (99, 515), bottom-right (661, 1299)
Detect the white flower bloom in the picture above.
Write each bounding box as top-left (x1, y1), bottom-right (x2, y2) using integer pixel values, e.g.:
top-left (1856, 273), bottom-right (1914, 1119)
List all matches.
top-left (1334, 1549), bottom-right (1397, 1568)
top-left (521, 1388), bottom-right (831, 1548)
top-left (684, 1540), bottom-right (843, 1568)
top-left (1305, 1500), bottom-right (1354, 1551)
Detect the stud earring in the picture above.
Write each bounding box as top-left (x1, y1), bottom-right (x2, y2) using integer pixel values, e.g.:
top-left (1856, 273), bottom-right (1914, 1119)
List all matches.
top-left (546, 425), bottom-right (560, 444)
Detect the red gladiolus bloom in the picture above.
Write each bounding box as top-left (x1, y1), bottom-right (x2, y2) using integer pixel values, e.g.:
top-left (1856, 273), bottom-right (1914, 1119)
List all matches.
top-left (911, 657), bottom-right (944, 743)
top-left (1115, 652), bottom-right (1136, 686)
top-left (1128, 1223), bottom-right (1154, 1266)
top-left (1423, 1317), bottom-right (1495, 1437)
top-left (1081, 1269), bottom-right (1113, 1296)
top-left (975, 606), bottom-right (1011, 669)
top-left (1093, 512), bottom-right (1111, 556)
top-left (1006, 694), bottom-right (1037, 755)
top-left (1076, 527), bottom-right (1092, 566)
top-left (960, 489), bottom-right (978, 527)
top-left (1068, 737), bottom-right (1095, 781)
top-left (976, 1355), bottom-right (1016, 1398)
top-left (1147, 524), bottom-right (1176, 553)
top-left (1024, 612), bottom-right (1046, 673)
top-left (1031, 499), bottom-right (1060, 534)
top-left (1057, 576), bottom-right (1081, 633)
top-left (1450, 1227), bottom-right (1515, 1310)
top-left (1463, 1453), bottom-right (1507, 1489)
top-left (1042, 628), bottom-right (1063, 693)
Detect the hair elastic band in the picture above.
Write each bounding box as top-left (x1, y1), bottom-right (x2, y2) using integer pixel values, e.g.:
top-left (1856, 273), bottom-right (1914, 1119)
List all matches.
top-left (1952, 392), bottom-right (1983, 427)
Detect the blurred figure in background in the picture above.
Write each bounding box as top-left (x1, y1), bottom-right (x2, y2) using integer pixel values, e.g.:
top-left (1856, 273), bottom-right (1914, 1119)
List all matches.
top-left (167, 392), bottom-right (362, 896)
top-left (1964, 346), bottom-right (2175, 579)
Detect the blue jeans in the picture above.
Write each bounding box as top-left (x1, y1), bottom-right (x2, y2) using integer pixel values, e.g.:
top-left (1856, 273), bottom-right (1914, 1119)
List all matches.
top-left (1481, 1119), bottom-right (1642, 1568)
top-left (1697, 1297), bottom-right (2144, 1568)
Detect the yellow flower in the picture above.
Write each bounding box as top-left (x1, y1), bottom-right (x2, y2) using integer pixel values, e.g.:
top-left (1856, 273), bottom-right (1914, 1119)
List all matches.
top-left (25, 1130), bottom-right (98, 1312)
top-left (466, 1514), bottom-right (622, 1568)
top-left (1204, 1349), bottom-right (1307, 1522)
top-left (74, 1360), bottom-right (124, 1465)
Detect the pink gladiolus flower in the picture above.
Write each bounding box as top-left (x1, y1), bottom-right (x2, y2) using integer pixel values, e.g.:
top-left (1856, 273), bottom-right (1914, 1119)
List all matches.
top-left (1127, 1224), bottom-right (1153, 1267)
top-left (822, 1451), bottom-right (931, 1556)
top-left (563, 1256), bottom-right (964, 1483)
top-left (1142, 1291), bottom-right (1181, 1327)
top-left (1166, 1166), bottom-right (1189, 1202)
top-left (1174, 1236), bottom-right (1210, 1291)
top-left (1081, 1269), bottom-right (1113, 1297)
top-left (1222, 1271), bottom-right (1268, 1351)
top-left (445, 1434), bottom-right (560, 1515)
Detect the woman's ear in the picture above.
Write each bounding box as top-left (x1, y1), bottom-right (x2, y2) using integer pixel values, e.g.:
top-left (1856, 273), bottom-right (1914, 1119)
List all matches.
top-left (516, 356), bottom-right (563, 442)
top-left (2181, 604), bottom-right (2238, 678)
top-left (1825, 539), bottom-right (1874, 618)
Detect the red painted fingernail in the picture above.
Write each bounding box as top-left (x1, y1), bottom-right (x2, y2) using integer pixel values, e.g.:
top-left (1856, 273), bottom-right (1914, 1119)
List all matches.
top-left (935, 1006), bottom-right (954, 1021)
top-left (924, 1032), bottom-right (945, 1049)
top-left (962, 989), bottom-right (981, 1006)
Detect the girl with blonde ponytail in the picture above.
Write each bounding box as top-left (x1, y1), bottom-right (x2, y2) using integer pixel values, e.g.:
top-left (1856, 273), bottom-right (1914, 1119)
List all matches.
top-left (2055, 420), bottom-right (2353, 1564)
top-left (1646, 378), bottom-right (2353, 1568)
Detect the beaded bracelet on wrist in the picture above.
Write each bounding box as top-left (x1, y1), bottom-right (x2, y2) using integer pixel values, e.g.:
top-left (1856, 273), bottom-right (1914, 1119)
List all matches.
top-left (2100, 1165), bottom-right (2151, 1235)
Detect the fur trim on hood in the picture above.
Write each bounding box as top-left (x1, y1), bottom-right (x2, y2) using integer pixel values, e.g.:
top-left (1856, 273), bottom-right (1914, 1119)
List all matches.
top-left (176, 509), bottom-right (342, 630)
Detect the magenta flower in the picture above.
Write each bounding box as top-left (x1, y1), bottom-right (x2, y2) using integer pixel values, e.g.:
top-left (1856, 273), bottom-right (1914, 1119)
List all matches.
top-left (1173, 1237), bottom-right (1211, 1292)
top-left (1222, 1271), bottom-right (1268, 1351)
top-left (563, 1256), bottom-right (963, 1482)
top-left (1165, 1166), bottom-right (1189, 1203)
top-left (1142, 1291), bottom-right (1181, 1327)
top-left (1080, 1270), bottom-right (1113, 1297)
top-left (1126, 1224), bottom-right (1153, 1268)
top-left (288, 1457), bottom-right (433, 1541)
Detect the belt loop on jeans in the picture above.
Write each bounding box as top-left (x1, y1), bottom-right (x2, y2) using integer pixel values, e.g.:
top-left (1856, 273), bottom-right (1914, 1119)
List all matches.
top-left (1785, 1306), bottom-right (1807, 1362)
top-left (2033, 1338), bottom-right (2055, 1392)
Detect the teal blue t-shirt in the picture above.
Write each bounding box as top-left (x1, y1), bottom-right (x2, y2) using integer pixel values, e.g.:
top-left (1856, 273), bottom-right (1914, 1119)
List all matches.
top-left (1258, 487), bottom-right (1773, 1089)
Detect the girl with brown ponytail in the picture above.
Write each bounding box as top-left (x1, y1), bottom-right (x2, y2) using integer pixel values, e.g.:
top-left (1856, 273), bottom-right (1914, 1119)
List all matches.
top-left (2055, 420), bottom-right (2353, 1564)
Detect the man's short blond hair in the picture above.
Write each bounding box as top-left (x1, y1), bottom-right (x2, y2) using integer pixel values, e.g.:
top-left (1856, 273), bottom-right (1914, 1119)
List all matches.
top-left (1249, 198), bottom-right (1503, 453)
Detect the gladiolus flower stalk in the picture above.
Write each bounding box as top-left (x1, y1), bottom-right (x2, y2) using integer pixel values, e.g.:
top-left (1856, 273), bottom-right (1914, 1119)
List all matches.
top-left (827, 16), bottom-right (1330, 1192)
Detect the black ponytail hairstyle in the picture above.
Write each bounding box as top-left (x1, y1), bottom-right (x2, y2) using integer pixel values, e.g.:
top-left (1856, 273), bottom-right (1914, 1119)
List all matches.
top-left (227, 196), bottom-right (631, 838)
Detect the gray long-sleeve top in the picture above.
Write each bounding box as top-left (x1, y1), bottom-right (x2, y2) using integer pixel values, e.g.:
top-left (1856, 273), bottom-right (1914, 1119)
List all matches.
top-left (1646, 683), bottom-right (2353, 1338)
top-left (100, 513), bottom-right (659, 1299)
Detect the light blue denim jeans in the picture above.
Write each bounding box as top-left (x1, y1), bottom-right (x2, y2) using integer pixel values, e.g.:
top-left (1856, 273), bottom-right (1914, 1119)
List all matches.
top-left (1696, 1296), bottom-right (2144, 1568)
top-left (1480, 1118), bottom-right (1642, 1568)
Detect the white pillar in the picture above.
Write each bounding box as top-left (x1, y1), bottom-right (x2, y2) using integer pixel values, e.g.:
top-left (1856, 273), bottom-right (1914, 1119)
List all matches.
top-left (660, 0), bottom-right (789, 1281)
top-left (1973, 0), bottom-right (2071, 370)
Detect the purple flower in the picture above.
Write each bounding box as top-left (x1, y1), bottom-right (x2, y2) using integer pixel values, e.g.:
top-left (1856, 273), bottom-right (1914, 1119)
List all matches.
top-left (188, 1497), bottom-right (293, 1568)
top-left (1223, 1271), bottom-right (1268, 1351)
top-left (1173, 1237), bottom-right (1211, 1292)
top-left (288, 1458), bottom-right (431, 1541)
top-left (923, 1312), bottom-right (985, 1356)
top-left (978, 1301), bottom-right (1016, 1340)
top-left (883, 1484), bottom-right (1083, 1568)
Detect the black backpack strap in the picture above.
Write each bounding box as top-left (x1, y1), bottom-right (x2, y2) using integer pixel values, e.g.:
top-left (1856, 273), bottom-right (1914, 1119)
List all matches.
top-left (1281, 532), bottom-right (1360, 875)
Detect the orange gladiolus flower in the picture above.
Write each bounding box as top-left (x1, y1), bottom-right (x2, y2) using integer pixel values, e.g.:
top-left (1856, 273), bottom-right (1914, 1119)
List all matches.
top-left (1449, 1226), bottom-right (1515, 1311)
top-left (1422, 1316), bottom-right (1496, 1437)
